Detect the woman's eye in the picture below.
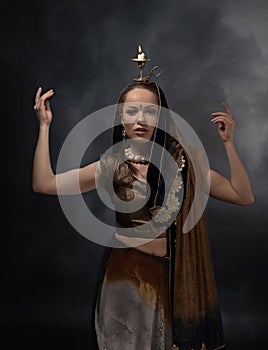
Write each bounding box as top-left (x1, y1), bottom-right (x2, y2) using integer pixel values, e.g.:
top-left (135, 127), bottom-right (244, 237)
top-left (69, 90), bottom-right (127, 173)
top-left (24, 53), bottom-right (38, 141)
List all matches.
top-left (126, 109), bottom-right (137, 116)
top-left (145, 109), bottom-right (157, 116)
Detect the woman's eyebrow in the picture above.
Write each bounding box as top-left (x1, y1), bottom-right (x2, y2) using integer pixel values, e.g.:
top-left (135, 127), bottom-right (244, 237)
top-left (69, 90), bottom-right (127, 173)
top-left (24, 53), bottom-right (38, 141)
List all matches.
top-left (125, 104), bottom-right (158, 109)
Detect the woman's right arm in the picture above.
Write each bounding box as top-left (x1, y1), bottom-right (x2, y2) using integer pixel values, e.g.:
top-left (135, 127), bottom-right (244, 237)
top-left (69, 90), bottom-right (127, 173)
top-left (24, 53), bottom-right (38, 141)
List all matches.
top-left (32, 87), bottom-right (98, 195)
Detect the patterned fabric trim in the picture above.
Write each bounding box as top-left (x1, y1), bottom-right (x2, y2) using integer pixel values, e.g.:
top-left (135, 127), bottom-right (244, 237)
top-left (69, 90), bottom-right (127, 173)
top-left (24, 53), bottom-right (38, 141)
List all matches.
top-left (150, 165), bottom-right (183, 224)
top-left (170, 343), bottom-right (225, 350)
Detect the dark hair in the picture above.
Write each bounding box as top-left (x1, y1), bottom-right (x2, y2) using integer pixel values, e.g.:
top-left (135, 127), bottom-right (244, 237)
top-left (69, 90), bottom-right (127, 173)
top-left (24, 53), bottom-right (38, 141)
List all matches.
top-left (117, 82), bottom-right (160, 105)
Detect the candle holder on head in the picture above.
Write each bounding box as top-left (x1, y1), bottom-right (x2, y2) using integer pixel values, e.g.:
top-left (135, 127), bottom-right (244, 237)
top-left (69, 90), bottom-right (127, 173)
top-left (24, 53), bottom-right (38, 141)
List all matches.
top-left (132, 44), bottom-right (161, 83)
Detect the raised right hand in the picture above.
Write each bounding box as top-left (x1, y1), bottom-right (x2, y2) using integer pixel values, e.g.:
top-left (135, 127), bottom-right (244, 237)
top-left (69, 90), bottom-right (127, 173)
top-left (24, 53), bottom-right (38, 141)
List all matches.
top-left (33, 87), bottom-right (55, 126)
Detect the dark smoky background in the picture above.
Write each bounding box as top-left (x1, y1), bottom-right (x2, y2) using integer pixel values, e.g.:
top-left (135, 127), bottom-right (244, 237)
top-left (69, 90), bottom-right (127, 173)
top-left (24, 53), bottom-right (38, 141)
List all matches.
top-left (1, 0), bottom-right (267, 349)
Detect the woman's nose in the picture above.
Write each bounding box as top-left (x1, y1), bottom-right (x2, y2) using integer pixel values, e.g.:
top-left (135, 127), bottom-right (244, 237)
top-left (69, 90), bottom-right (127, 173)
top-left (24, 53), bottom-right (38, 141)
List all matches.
top-left (136, 110), bottom-right (146, 124)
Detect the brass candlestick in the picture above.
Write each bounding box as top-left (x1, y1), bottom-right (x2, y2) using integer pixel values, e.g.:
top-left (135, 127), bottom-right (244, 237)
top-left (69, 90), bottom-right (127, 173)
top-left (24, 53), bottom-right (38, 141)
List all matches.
top-left (132, 45), bottom-right (161, 83)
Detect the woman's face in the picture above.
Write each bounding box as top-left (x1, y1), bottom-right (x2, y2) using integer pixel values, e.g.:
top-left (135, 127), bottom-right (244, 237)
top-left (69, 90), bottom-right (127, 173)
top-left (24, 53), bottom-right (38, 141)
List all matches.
top-left (122, 88), bottom-right (159, 141)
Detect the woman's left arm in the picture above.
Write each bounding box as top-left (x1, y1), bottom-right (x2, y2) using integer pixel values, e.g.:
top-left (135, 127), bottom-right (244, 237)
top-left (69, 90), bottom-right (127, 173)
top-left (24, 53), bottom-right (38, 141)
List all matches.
top-left (209, 102), bottom-right (254, 205)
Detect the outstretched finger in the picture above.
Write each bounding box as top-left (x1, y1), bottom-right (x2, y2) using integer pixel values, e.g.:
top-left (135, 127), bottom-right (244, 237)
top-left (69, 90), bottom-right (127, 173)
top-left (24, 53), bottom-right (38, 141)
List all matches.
top-left (222, 102), bottom-right (233, 118)
top-left (39, 89), bottom-right (55, 106)
top-left (35, 86), bottom-right (42, 104)
top-left (40, 89), bottom-right (54, 99)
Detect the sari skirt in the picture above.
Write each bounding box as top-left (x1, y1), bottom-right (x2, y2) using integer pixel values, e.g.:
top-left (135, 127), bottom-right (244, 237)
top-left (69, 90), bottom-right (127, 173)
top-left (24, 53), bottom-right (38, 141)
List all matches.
top-left (95, 248), bottom-right (173, 350)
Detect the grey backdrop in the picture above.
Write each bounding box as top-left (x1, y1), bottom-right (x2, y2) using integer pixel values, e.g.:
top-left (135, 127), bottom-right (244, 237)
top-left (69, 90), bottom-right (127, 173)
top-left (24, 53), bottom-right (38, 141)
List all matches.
top-left (2, 0), bottom-right (268, 349)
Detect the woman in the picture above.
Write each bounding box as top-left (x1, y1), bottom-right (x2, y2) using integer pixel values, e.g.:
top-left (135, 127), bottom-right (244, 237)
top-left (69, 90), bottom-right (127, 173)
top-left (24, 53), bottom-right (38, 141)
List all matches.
top-left (32, 60), bottom-right (254, 350)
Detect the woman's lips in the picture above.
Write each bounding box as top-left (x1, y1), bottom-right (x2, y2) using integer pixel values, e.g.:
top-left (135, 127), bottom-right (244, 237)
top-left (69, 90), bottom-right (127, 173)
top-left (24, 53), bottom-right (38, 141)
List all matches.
top-left (134, 128), bottom-right (147, 134)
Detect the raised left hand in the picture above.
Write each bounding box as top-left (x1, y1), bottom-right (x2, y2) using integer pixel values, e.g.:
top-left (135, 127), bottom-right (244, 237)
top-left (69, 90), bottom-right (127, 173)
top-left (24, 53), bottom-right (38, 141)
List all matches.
top-left (211, 102), bottom-right (236, 143)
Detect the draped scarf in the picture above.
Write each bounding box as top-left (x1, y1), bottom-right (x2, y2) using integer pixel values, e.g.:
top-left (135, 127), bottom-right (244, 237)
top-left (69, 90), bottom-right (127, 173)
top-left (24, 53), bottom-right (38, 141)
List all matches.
top-left (170, 144), bottom-right (225, 350)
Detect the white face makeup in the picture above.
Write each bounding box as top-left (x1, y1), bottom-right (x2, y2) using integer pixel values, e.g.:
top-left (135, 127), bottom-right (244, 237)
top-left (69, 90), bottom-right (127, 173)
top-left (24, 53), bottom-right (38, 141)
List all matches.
top-left (122, 88), bottom-right (159, 141)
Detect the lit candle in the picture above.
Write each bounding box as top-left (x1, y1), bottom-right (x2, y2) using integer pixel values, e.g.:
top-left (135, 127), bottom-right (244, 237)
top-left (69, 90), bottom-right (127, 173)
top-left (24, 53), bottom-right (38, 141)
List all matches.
top-left (137, 52), bottom-right (146, 60)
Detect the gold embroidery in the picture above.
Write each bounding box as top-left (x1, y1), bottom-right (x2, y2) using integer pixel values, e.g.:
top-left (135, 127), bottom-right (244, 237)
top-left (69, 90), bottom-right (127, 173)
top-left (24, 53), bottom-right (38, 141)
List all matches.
top-left (149, 205), bottom-right (162, 217)
top-left (171, 345), bottom-right (179, 350)
top-left (178, 153), bottom-right (186, 171)
top-left (170, 342), bottom-right (225, 350)
top-left (151, 170), bottom-right (183, 224)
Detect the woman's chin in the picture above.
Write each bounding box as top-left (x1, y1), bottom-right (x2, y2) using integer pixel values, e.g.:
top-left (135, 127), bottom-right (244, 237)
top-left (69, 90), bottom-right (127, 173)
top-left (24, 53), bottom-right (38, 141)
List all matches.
top-left (130, 136), bottom-right (151, 143)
